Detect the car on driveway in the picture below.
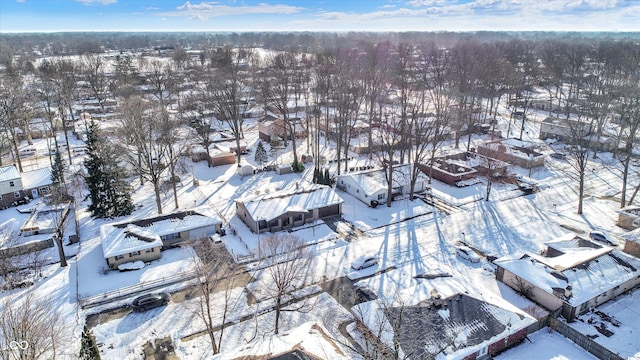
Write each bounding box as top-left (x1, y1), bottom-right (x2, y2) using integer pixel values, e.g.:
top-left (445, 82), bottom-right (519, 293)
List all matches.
top-left (588, 230), bottom-right (617, 246)
top-left (456, 245), bottom-right (481, 263)
top-left (352, 255), bottom-right (379, 270)
top-left (132, 292), bottom-right (170, 312)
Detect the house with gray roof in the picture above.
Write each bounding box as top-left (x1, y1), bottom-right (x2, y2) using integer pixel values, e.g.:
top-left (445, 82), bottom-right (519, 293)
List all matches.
top-left (357, 291), bottom-right (536, 359)
top-left (495, 233), bottom-right (640, 321)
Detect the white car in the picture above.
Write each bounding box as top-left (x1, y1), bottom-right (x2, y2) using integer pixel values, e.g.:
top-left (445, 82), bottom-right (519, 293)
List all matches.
top-left (352, 256), bottom-right (379, 270)
top-left (588, 231), bottom-right (616, 246)
top-left (456, 246), bottom-right (481, 263)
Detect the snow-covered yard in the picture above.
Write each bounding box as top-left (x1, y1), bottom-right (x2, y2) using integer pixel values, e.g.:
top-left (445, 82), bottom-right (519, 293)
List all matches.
top-left (3, 103), bottom-right (640, 359)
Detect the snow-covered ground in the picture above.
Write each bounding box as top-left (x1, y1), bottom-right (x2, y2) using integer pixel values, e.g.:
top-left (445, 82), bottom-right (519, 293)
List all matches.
top-left (3, 103), bottom-right (640, 359)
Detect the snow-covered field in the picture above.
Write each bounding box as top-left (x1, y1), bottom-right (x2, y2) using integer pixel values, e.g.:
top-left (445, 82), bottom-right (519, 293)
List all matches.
top-left (2, 104), bottom-right (640, 359)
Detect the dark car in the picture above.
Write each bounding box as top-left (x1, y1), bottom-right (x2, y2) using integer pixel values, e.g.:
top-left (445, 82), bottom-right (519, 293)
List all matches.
top-left (132, 292), bottom-right (170, 312)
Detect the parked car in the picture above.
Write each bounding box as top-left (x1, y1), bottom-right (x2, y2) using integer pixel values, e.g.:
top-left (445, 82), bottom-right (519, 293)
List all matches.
top-left (550, 152), bottom-right (567, 160)
top-left (132, 292), bottom-right (170, 312)
top-left (209, 234), bottom-right (223, 244)
top-left (588, 230), bottom-right (616, 246)
top-left (352, 255), bottom-right (379, 270)
top-left (456, 245), bottom-right (481, 263)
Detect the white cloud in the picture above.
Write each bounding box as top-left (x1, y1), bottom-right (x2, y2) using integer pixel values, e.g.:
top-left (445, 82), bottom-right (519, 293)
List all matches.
top-left (407, 0), bottom-right (449, 6)
top-left (163, 1), bottom-right (303, 20)
top-left (74, 0), bottom-right (117, 5)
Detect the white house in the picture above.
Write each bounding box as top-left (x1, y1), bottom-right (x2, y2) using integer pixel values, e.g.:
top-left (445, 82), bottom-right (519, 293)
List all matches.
top-left (336, 164), bottom-right (428, 207)
top-left (495, 234), bottom-right (640, 322)
top-left (20, 167), bottom-right (53, 200)
top-left (0, 165), bottom-right (24, 208)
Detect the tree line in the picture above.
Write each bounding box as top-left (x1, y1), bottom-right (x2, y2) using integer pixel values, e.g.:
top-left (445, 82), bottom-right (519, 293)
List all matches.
top-left (1, 33), bottom-right (639, 218)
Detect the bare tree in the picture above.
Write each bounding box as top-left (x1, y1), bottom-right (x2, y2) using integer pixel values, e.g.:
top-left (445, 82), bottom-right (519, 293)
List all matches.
top-left (476, 153), bottom-right (508, 202)
top-left (181, 93), bottom-right (216, 167)
top-left (406, 43), bottom-right (455, 200)
top-left (258, 233), bottom-right (312, 335)
top-left (81, 53), bottom-right (112, 115)
top-left (204, 47), bottom-right (253, 166)
top-left (563, 115), bottom-right (596, 214)
top-left (0, 225), bottom-right (19, 286)
top-left (117, 96), bottom-right (171, 214)
top-left (0, 72), bottom-right (32, 172)
top-left (261, 52), bottom-right (305, 170)
top-left (189, 237), bottom-right (245, 355)
top-left (1, 293), bottom-right (68, 360)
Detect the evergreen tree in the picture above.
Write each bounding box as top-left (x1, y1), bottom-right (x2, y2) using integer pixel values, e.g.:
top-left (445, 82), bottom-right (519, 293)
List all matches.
top-left (50, 150), bottom-right (66, 186)
top-left (254, 141), bottom-right (268, 164)
top-left (84, 120), bottom-right (134, 218)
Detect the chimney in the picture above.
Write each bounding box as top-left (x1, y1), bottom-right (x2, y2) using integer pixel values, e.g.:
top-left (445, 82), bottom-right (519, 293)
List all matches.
top-left (565, 285), bottom-right (573, 298)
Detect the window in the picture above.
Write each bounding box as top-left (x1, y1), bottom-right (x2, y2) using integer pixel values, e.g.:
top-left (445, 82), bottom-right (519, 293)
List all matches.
top-left (9, 181), bottom-right (15, 187)
top-left (377, 193), bottom-right (385, 200)
top-left (258, 220), bottom-right (267, 229)
top-left (161, 233), bottom-right (181, 241)
top-left (14, 192), bottom-right (20, 199)
top-left (129, 251), bottom-right (141, 257)
top-left (293, 214), bottom-right (302, 222)
top-left (145, 248), bottom-right (155, 253)
top-left (115, 255), bottom-right (125, 260)
top-left (269, 219), bottom-right (278, 227)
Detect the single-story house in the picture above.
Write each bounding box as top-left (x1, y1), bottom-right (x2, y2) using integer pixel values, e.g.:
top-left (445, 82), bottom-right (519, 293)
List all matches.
top-left (419, 159), bottom-right (478, 186)
top-left (336, 164), bottom-right (429, 207)
top-left (100, 206), bottom-right (223, 269)
top-left (258, 117), bottom-right (307, 142)
top-left (616, 205), bottom-right (640, 230)
top-left (476, 139), bottom-right (545, 169)
top-left (0, 165), bottom-right (25, 208)
top-left (357, 291), bottom-right (536, 359)
top-left (495, 234), bottom-right (640, 322)
top-left (20, 167), bottom-right (52, 200)
top-left (539, 117), bottom-right (591, 142)
top-left (235, 183), bottom-right (343, 234)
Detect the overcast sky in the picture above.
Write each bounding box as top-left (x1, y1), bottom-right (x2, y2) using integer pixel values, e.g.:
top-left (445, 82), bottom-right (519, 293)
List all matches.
top-left (1, 0), bottom-right (639, 33)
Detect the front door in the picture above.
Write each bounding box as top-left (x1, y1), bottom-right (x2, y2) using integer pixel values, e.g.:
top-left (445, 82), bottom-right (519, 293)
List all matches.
top-left (31, 189), bottom-right (39, 199)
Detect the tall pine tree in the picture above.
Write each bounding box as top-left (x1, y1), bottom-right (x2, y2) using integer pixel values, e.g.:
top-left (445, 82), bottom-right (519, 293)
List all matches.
top-left (50, 150), bottom-right (66, 187)
top-left (84, 120), bottom-right (134, 218)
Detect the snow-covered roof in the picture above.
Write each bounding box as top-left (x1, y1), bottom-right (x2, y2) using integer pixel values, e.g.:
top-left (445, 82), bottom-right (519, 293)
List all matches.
top-left (496, 235), bottom-right (640, 306)
top-left (100, 223), bottom-right (163, 259)
top-left (337, 164), bottom-right (427, 195)
top-left (237, 184), bottom-right (344, 222)
top-left (21, 167), bottom-right (52, 190)
top-left (0, 165), bottom-right (20, 182)
top-left (100, 206), bottom-right (222, 259)
top-left (358, 291), bottom-right (536, 359)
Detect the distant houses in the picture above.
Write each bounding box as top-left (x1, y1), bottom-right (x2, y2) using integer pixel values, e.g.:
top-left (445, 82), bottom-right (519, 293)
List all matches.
top-left (100, 206), bottom-right (223, 269)
top-left (495, 234), bottom-right (640, 322)
top-left (235, 184), bottom-right (343, 233)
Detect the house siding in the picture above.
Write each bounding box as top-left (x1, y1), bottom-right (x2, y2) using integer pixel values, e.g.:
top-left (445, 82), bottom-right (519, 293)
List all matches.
top-left (106, 247), bottom-right (162, 269)
top-left (497, 267), bottom-right (564, 312)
